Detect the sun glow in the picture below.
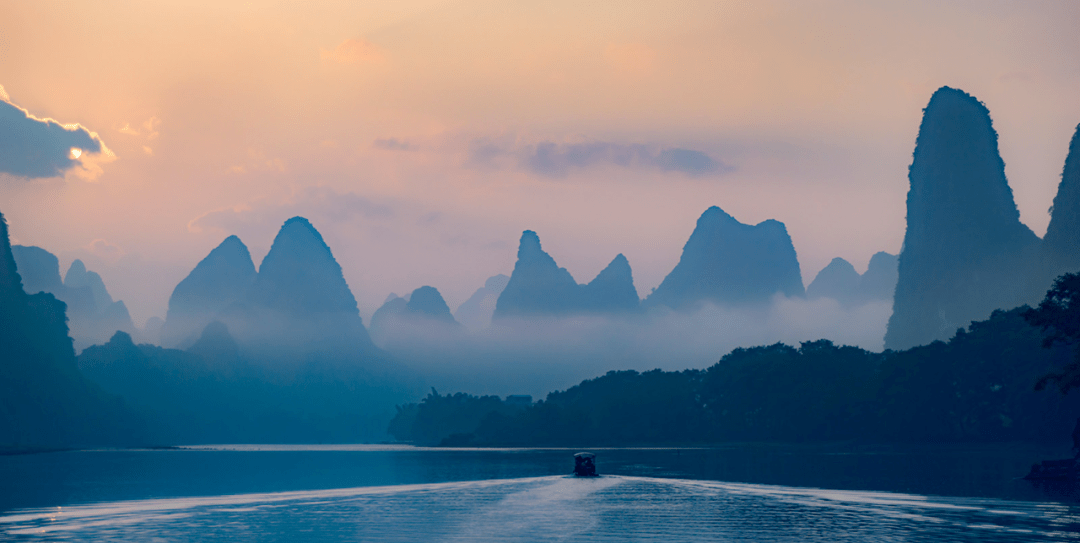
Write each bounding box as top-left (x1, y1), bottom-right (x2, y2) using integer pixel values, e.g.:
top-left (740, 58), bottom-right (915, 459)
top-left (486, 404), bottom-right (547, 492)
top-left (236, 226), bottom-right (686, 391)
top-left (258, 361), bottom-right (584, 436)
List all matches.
top-left (70, 148), bottom-right (82, 159)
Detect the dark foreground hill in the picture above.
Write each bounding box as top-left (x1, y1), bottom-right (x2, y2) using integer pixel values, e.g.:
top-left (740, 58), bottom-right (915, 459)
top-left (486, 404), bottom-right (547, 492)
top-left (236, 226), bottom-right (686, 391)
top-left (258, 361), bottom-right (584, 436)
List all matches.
top-left (0, 211), bottom-right (142, 451)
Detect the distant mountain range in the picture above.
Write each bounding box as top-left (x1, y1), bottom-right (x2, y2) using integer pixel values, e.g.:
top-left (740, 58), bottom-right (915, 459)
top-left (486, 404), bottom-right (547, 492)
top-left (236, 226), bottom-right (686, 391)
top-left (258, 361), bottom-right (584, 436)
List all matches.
top-left (370, 285), bottom-right (460, 347)
top-left (644, 206), bottom-right (805, 310)
top-left (806, 252), bottom-right (897, 308)
top-left (162, 217), bottom-right (375, 357)
top-left (11, 246), bottom-right (135, 349)
top-left (493, 230), bottom-right (640, 319)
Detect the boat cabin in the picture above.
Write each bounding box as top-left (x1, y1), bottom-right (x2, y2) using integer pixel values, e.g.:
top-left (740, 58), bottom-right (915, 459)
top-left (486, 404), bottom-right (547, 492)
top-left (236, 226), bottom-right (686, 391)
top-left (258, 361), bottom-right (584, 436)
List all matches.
top-left (574, 452), bottom-right (597, 477)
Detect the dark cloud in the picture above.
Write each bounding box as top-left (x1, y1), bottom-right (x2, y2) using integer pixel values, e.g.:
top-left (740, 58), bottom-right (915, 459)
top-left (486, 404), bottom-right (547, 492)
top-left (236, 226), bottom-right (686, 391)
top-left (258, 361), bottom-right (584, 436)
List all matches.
top-left (656, 148), bottom-right (722, 175)
top-left (0, 97), bottom-right (105, 179)
top-left (466, 140), bottom-right (508, 168)
top-left (469, 138), bottom-right (732, 178)
top-left (372, 137), bottom-right (415, 151)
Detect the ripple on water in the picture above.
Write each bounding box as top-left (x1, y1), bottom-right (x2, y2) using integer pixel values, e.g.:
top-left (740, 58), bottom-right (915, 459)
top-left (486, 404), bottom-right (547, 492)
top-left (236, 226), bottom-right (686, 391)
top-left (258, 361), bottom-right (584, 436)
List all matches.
top-left (1, 476), bottom-right (1078, 542)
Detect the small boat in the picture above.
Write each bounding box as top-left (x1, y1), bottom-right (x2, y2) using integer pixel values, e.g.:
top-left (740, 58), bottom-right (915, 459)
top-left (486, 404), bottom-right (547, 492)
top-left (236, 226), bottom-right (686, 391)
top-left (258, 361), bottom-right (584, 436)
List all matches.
top-left (573, 452), bottom-right (598, 477)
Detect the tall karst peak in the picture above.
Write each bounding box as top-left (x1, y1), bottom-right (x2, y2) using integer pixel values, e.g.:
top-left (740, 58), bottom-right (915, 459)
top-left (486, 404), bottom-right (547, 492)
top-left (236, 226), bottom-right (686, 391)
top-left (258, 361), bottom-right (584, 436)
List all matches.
top-left (516, 230), bottom-right (551, 264)
top-left (1043, 123), bottom-right (1080, 276)
top-left (907, 86), bottom-right (1027, 233)
top-left (885, 87), bottom-right (1039, 350)
top-left (161, 235), bottom-right (257, 347)
top-left (644, 206), bottom-right (804, 310)
top-left (582, 253), bottom-right (640, 312)
top-left (254, 216), bottom-right (358, 315)
top-left (494, 230), bottom-right (581, 318)
top-left (64, 259), bottom-right (114, 309)
top-left (223, 216), bottom-right (373, 352)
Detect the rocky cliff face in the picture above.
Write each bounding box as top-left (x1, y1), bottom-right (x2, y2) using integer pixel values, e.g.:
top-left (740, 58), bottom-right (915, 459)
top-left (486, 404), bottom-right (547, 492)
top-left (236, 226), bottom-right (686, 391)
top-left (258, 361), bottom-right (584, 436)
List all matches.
top-left (885, 87), bottom-right (1040, 350)
top-left (161, 235), bottom-right (256, 347)
top-left (1042, 123), bottom-right (1080, 287)
top-left (644, 206), bottom-right (804, 310)
top-left (454, 274), bottom-right (510, 330)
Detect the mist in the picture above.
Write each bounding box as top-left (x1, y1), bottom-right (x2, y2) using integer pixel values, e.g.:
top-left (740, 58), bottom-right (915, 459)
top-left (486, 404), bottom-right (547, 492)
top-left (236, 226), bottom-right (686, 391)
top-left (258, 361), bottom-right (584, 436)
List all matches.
top-left (374, 295), bottom-right (893, 398)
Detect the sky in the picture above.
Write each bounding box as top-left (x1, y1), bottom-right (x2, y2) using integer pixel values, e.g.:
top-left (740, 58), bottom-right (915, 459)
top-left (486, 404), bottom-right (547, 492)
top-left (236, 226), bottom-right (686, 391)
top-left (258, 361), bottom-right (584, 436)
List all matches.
top-left (1, 0), bottom-right (1079, 326)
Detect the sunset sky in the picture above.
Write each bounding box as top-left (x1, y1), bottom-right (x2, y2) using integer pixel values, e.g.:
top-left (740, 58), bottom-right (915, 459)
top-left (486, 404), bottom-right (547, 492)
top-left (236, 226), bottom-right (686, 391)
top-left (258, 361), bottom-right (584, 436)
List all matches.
top-left (2, 0), bottom-right (1079, 325)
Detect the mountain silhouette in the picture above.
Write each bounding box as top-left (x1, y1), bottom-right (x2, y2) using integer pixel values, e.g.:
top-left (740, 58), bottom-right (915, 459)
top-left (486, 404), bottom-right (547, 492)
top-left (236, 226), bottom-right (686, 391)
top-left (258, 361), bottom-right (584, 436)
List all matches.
top-left (161, 235), bottom-right (256, 347)
top-left (495, 231), bottom-right (582, 318)
top-left (806, 252), bottom-right (898, 307)
top-left (858, 252), bottom-right (899, 302)
top-left (1042, 123), bottom-right (1080, 284)
top-left (63, 259), bottom-right (136, 347)
top-left (644, 206), bottom-right (804, 310)
top-left (581, 254), bottom-right (639, 312)
top-left (10, 245), bottom-right (64, 295)
top-left (370, 286), bottom-right (460, 347)
top-left (186, 321), bottom-right (241, 367)
top-left (0, 211), bottom-right (138, 449)
top-left (806, 258), bottom-right (861, 306)
top-left (454, 274), bottom-right (510, 330)
top-left (494, 231), bottom-right (641, 318)
top-left (11, 247), bottom-right (136, 348)
top-left (221, 216), bottom-right (374, 353)
top-left (406, 286), bottom-right (458, 324)
top-left (65, 260), bottom-right (116, 310)
top-left (885, 87), bottom-right (1040, 350)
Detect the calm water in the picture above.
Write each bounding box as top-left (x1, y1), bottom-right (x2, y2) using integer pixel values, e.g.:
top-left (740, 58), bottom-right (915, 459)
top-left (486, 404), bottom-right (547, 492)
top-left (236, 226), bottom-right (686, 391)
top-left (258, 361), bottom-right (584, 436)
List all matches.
top-left (1, 445), bottom-right (1079, 541)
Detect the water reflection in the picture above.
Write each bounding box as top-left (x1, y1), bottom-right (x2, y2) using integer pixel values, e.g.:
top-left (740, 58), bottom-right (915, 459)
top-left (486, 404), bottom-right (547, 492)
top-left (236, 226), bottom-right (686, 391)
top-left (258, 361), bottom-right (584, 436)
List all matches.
top-left (2, 476), bottom-right (1079, 542)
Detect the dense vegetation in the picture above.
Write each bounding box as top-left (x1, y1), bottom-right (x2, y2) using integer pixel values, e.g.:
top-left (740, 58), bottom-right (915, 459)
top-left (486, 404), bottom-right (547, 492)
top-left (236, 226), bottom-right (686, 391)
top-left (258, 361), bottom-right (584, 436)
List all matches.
top-left (389, 307), bottom-right (1080, 447)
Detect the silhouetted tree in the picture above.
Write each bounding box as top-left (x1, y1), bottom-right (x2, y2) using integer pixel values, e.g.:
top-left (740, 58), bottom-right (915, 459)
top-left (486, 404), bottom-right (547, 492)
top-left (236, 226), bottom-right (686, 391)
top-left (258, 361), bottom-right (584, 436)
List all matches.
top-left (1025, 272), bottom-right (1080, 394)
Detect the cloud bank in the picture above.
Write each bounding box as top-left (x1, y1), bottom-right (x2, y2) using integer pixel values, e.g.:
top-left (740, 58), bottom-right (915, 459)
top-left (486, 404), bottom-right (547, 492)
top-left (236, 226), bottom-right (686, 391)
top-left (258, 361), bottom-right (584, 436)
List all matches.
top-left (0, 90), bottom-right (109, 179)
top-left (469, 138), bottom-right (733, 178)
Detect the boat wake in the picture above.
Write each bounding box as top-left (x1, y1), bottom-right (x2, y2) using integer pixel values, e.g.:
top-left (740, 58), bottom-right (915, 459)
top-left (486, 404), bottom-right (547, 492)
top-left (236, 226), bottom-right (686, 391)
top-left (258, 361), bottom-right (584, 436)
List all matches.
top-left (1, 476), bottom-right (1077, 541)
